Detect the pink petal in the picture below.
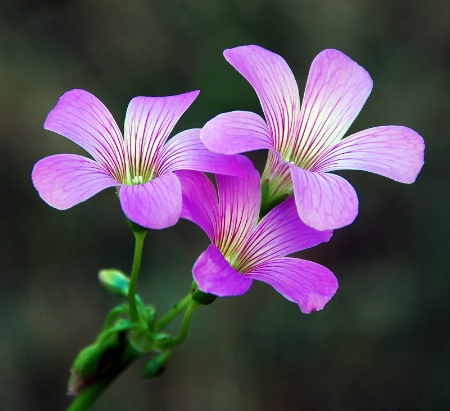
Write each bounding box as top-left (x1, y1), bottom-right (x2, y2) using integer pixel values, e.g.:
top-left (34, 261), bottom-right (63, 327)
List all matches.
top-left (119, 173), bottom-right (182, 229)
top-left (292, 49), bottom-right (373, 166)
top-left (176, 170), bottom-right (218, 241)
top-left (239, 198), bottom-right (333, 271)
top-left (123, 91), bottom-right (200, 179)
top-left (32, 154), bottom-right (119, 209)
top-left (215, 156), bottom-right (260, 256)
top-left (248, 257), bottom-right (338, 313)
top-left (158, 128), bottom-right (245, 176)
top-left (313, 126), bottom-right (425, 183)
top-left (193, 244), bottom-right (252, 297)
top-left (200, 111), bottom-right (274, 154)
top-left (224, 46), bottom-right (301, 152)
top-left (43, 89), bottom-right (126, 181)
top-left (290, 165), bottom-right (358, 230)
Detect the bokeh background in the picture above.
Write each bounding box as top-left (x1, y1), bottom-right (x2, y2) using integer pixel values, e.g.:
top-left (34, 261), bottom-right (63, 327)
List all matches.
top-left (1, 1), bottom-right (449, 410)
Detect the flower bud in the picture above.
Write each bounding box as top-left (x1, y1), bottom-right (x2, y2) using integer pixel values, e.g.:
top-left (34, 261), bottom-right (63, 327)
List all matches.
top-left (142, 351), bottom-right (171, 379)
top-left (99, 269), bottom-right (130, 298)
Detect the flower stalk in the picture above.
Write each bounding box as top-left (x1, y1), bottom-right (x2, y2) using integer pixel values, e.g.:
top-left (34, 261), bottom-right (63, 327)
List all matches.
top-left (127, 220), bottom-right (148, 324)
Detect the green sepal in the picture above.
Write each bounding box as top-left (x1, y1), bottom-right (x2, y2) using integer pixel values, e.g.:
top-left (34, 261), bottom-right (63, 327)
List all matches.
top-left (99, 269), bottom-right (130, 298)
top-left (260, 192), bottom-right (290, 218)
top-left (260, 179), bottom-right (270, 212)
top-left (144, 305), bottom-right (157, 329)
top-left (151, 332), bottom-right (173, 351)
top-left (191, 281), bottom-right (217, 305)
top-left (128, 327), bottom-right (154, 353)
top-left (127, 218), bottom-right (148, 235)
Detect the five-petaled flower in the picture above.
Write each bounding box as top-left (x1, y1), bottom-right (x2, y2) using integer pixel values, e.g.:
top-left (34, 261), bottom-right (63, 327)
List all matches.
top-left (201, 45), bottom-right (425, 230)
top-left (32, 89), bottom-right (243, 229)
top-left (176, 157), bottom-right (338, 313)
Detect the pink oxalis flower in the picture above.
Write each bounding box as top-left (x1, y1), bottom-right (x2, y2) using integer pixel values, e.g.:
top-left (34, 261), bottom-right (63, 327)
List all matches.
top-left (32, 89), bottom-right (243, 229)
top-left (201, 45), bottom-right (425, 230)
top-left (176, 157), bottom-right (338, 313)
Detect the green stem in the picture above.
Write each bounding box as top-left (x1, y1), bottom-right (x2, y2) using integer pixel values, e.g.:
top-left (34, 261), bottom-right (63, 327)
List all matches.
top-left (154, 293), bottom-right (192, 332)
top-left (170, 298), bottom-right (199, 346)
top-left (127, 227), bottom-right (147, 324)
top-left (102, 305), bottom-right (128, 332)
top-left (67, 343), bottom-right (141, 411)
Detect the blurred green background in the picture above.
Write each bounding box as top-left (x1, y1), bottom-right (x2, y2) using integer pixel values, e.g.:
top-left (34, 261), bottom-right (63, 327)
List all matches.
top-left (1, 0), bottom-right (449, 410)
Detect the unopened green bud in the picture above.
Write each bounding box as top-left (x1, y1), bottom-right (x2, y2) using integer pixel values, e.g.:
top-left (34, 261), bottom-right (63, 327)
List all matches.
top-left (152, 332), bottom-right (173, 351)
top-left (99, 269), bottom-right (130, 298)
top-left (142, 351), bottom-right (171, 379)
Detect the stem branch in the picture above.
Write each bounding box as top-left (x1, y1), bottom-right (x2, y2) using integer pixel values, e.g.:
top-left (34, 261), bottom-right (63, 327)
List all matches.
top-left (154, 293), bottom-right (192, 332)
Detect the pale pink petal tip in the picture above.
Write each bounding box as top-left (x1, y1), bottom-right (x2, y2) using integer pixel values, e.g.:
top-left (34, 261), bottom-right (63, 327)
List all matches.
top-left (248, 258), bottom-right (339, 314)
top-left (43, 89), bottom-right (125, 171)
top-left (222, 45), bottom-right (301, 152)
top-left (124, 91), bottom-right (201, 170)
top-left (200, 111), bottom-right (273, 155)
top-left (32, 154), bottom-right (118, 210)
top-left (290, 165), bottom-right (359, 231)
top-left (315, 126), bottom-right (425, 184)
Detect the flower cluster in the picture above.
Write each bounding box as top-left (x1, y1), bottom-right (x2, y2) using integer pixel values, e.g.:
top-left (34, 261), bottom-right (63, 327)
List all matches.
top-left (32, 45), bottom-right (424, 312)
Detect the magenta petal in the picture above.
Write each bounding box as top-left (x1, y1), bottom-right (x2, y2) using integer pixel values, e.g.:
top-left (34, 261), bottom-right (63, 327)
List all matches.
top-left (158, 128), bottom-right (245, 176)
top-left (124, 91), bottom-right (200, 175)
top-left (43, 89), bottom-right (126, 178)
top-left (248, 257), bottom-right (338, 313)
top-left (240, 198), bottom-right (333, 270)
top-left (216, 156), bottom-right (261, 254)
top-left (201, 111), bottom-right (274, 154)
top-left (119, 173), bottom-right (182, 229)
top-left (290, 165), bottom-right (358, 230)
top-left (293, 49), bottom-right (373, 163)
top-left (193, 244), bottom-right (252, 297)
top-left (313, 126), bottom-right (425, 183)
top-left (32, 154), bottom-right (119, 209)
top-left (224, 46), bottom-right (301, 151)
top-left (176, 170), bottom-right (218, 241)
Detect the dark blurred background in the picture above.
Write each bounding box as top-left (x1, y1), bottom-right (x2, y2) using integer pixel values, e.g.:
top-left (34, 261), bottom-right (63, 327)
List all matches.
top-left (1, 1), bottom-right (449, 410)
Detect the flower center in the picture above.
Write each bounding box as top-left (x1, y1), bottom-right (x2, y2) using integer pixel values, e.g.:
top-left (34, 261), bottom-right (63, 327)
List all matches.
top-left (225, 253), bottom-right (238, 266)
top-left (131, 175), bottom-right (144, 185)
top-left (225, 255), bottom-right (235, 265)
top-left (224, 253), bottom-right (247, 274)
top-left (279, 139), bottom-right (315, 171)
